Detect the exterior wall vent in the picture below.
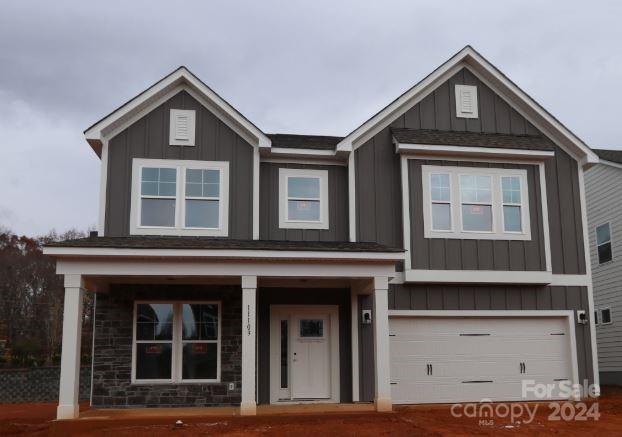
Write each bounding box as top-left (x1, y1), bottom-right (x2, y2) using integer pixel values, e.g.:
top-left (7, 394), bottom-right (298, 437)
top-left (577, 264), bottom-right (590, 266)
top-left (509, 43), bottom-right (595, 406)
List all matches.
top-left (455, 85), bottom-right (478, 119)
top-left (170, 109), bottom-right (196, 146)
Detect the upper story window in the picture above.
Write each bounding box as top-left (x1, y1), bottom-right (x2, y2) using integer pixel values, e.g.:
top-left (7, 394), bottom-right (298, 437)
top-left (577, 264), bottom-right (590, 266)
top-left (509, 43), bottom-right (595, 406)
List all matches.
top-left (455, 85), bottom-right (478, 118)
top-left (278, 168), bottom-right (329, 229)
top-left (130, 158), bottom-right (229, 236)
top-left (596, 223), bottom-right (613, 264)
top-left (169, 109), bottom-right (196, 146)
top-left (422, 165), bottom-right (531, 240)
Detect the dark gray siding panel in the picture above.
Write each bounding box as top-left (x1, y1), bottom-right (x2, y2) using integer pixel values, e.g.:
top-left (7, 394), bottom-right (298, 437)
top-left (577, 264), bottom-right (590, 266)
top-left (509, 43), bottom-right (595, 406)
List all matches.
top-left (388, 284), bottom-right (594, 385)
top-left (408, 160), bottom-right (547, 271)
top-left (354, 125), bottom-right (403, 247)
top-left (259, 163), bottom-right (349, 241)
top-left (105, 90), bottom-right (254, 238)
top-left (355, 67), bottom-right (586, 274)
top-left (257, 288), bottom-right (352, 405)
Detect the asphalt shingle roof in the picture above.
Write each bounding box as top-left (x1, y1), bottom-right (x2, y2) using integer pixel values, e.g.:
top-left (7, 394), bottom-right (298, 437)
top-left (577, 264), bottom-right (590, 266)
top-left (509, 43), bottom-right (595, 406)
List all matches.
top-left (593, 149), bottom-right (622, 165)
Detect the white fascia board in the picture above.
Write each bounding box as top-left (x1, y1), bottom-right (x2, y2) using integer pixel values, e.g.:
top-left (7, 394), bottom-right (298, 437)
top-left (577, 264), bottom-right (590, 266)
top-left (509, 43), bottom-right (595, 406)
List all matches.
top-left (270, 147), bottom-right (336, 157)
top-left (84, 67), bottom-right (271, 152)
top-left (336, 46), bottom-right (597, 166)
top-left (43, 246), bottom-right (404, 262)
top-left (597, 159), bottom-right (622, 170)
top-left (404, 269), bottom-right (553, 285)
top-left (395, 142), bottom-right (555, 160)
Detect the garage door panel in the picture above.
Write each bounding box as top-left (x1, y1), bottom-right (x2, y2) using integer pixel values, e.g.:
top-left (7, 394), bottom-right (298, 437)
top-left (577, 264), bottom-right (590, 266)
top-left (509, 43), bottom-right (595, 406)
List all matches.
top-left (389, 316), bottom-right (573, 404)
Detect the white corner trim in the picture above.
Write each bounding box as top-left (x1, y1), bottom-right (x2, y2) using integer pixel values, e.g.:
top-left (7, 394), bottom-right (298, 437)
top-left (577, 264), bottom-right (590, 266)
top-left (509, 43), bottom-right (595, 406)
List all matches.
top-left (400, 156), bottom-right (411, 270)
top-left (455, 84), bottom-right (478, 118)
top-left (253, 148), bottom-right (260, 240)
top-left (335, 46), bottom-right (597, 165)
top-left (395, 143), bottom-right (555, 160)
top-left (421, 165), bottom-right (532, 241)
top-left (404, 269), bottom-right (552, 285)
top-left (348, 152), bottom-right (357, 242)
top-left (97, 138), bottom-right (109, 235)
top-left (84, 67), bottom-right (271, 149)
top-left (539, 163), bottom-right (553, 272)
top-left (578, 166), bottom-right (600, 394)
top-left (278, 168), bottom-right (329, 230)
top-left (129, 158), bottom-right (230, 237)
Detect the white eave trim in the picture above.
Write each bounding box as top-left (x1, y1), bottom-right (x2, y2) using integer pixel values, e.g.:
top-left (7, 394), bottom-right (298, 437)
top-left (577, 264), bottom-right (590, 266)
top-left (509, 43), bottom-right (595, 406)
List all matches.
top-left (42, 246), bottom-right (404, 262)
top-left (336, 46), bottom-right (598, 166)
top-left (84, 67), bottom-right (271, 153)
top-left (395, 142), bottom-right (555, 160)
top-left (596, 158), bottom-right (622, 170)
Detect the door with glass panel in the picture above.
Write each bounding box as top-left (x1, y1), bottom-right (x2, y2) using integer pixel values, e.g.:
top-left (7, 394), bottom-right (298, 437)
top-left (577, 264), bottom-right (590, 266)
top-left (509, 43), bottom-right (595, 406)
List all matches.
top-left (269, 306), bottom-right (339, 403)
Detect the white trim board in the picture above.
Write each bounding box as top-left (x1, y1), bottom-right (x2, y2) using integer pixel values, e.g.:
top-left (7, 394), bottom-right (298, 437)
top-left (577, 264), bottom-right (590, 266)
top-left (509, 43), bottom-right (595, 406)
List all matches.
top-left (395, 143), bottom-right (555, 161)
top-left (84, 67), bottom-right (271, 155)
top-left (336, 46), bottom-right (597, 167)
top-left (404, 269), bottom-right (553, 285)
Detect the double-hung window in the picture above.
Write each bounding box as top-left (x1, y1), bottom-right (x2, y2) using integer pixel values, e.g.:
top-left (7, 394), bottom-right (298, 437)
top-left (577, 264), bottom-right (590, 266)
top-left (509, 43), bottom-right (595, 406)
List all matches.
top-left (596, 223), bottom-right (613, 264)
top-left (130, 159), bottom-right (229, 236)
top-left (133, 301), bottom-right (221, 383)
top-left (278, 168), bottom-right (329, 229)
top-left (422, 165), bottom-right (531, 240)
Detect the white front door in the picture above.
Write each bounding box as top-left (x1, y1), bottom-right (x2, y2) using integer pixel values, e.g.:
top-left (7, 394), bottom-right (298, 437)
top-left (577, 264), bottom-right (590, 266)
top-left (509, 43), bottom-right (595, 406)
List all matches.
top-left (269, 305), bottom-right (340, 404)
top-left (291, 314), bottom-right (331, 399)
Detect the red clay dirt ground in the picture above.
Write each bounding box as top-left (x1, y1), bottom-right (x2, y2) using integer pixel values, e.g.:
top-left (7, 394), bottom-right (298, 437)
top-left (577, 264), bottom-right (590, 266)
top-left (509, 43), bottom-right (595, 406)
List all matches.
top-left (2, 387), bottom-right (622, 436)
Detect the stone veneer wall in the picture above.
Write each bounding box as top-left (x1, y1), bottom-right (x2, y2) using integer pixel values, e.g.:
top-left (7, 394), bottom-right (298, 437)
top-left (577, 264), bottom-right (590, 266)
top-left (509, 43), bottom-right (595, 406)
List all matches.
top-left (91, 284), bottom-right (242, 408)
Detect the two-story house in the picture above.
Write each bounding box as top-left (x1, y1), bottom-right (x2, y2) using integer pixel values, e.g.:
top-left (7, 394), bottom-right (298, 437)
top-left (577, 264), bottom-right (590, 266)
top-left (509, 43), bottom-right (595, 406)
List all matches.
top-left (44, 46), bottom-right (599, 419)
top-left (586, 149), bottom-right (622, 386)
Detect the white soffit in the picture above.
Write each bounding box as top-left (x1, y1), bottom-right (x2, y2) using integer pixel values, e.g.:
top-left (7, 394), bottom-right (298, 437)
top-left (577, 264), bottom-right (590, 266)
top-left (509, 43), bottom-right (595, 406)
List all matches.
top-left (84, 67), bottom-right (271, 156)
top-left (336, 46), bottom-right (598, 167)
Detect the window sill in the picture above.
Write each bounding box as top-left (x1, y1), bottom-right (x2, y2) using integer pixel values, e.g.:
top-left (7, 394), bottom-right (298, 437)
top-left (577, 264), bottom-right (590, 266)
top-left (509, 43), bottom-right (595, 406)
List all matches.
top-left (131, 380), bottom-right (221, 386)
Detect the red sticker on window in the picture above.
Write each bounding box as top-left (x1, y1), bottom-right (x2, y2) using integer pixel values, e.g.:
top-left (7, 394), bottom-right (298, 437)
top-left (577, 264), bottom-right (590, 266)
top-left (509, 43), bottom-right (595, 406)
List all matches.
top-left (470, 205), bottom-right (483, 215)
top-left (192, 344), bottom-right (207, 354)
top-left (146, 345), bottom-right (162, 354)
top-left (297, 201), bottom-right (310, 210)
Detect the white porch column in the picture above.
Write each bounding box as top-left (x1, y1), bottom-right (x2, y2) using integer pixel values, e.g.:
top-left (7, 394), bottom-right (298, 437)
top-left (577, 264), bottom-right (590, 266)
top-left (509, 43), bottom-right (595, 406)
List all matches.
top-left (240, 275), bottom-right (257, 415)
top-left (57, 274), bottom-right (85, 420)
top-left (372, 276), bottom-right (392, 412)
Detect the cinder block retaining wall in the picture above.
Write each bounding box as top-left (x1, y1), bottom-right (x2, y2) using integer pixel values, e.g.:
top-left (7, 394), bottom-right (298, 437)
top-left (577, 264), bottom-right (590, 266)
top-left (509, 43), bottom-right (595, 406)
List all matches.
top-left (0, 366), bottom-right (91, 403)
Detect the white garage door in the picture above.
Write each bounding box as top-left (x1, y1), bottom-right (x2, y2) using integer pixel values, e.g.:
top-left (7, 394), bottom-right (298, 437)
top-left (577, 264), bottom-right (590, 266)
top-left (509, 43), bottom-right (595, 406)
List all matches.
top-left (389, 316), bottom-right (574, 404)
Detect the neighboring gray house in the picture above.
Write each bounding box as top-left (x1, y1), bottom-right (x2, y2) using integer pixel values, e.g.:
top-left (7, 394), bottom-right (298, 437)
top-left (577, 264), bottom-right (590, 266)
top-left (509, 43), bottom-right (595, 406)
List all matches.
top-left (586, 149), bottom-right (622, 385)
top-left (44, 46), bottom-right (600, 420)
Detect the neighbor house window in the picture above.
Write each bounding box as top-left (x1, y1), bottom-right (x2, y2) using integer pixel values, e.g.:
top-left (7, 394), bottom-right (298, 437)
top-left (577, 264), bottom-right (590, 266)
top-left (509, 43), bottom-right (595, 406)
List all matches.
top-left (278, 168), bottom-right (329, 229)
top-left (422, 165), bottom-right (531, 240)
top-left (133, 301), bottom-right (221, 383)
top-left (601, 308), bottom-right (613, 325)
top-left (130, 159), bottom-right (229, 236)
top-left (594, 310), bottom-right (599, 325)
top-left (596, 223), bottom-right (613, 264)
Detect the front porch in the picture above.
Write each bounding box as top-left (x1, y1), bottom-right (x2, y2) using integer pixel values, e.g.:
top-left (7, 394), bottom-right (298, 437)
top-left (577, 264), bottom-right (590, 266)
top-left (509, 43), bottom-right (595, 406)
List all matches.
top-left (44, 239), bottom-right (402, 420)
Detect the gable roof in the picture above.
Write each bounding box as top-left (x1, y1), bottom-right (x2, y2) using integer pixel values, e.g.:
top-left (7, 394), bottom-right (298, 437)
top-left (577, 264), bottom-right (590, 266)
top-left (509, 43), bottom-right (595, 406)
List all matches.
top-left (593, 148), bottom-right (622, 166)
top-left (336, 46), bottom-right (598, 166)
top-left (84, 66), bottom-right (271, 156)
top-left (392, 128), bottom-right (555, 152)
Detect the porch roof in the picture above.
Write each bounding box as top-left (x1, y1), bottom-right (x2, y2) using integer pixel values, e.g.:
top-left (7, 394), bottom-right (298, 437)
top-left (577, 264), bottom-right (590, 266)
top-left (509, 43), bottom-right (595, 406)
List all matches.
top-left (45, 236), bottom-right (403, 253)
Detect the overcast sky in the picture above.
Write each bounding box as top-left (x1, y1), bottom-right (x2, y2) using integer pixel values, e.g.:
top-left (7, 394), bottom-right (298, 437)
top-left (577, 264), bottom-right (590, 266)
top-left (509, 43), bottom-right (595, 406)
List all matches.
top-left (1, 1), bottom-right (621, 236)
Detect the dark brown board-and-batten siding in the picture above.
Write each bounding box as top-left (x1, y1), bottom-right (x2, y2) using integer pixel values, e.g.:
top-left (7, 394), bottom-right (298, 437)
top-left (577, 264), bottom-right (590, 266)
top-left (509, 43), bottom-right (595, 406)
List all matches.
top-left (354, 67), bottom-right (586, 275)
top-left (259, 162), bottom-right (349, 241)
top-left (357, 285), bottom-right (594, 403)
top-left (408, 160), bottom-right (547, 271)
top-left (105, 90), bottom-right (254, 238)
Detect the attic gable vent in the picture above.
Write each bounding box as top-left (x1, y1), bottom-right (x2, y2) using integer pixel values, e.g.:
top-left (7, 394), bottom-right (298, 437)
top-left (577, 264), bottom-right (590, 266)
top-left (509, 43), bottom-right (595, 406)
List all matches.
top-left (455, 85), bottom-right (478, 119)
top-left (170, 109), bottom-right (196, 146)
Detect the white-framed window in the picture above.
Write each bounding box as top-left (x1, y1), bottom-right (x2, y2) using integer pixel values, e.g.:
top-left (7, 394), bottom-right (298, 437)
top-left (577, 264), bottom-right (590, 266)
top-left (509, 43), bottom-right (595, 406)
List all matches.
top-left (601, 307), bottom-right (613, 325)
top-left (422, 165), bottom-right (531, 240)
top-left (169, 109), bottom-right (196, 146)
top-left (278, 168), bottom-right (329, 229)
top-left (455, 84), bottom-right (478, 119)
top-left (130, 158), bottom-right (229, 236)
top-left (132, 301), bottom-right (221, 384)
top-left (596, 222), bottom-right (613, 264)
